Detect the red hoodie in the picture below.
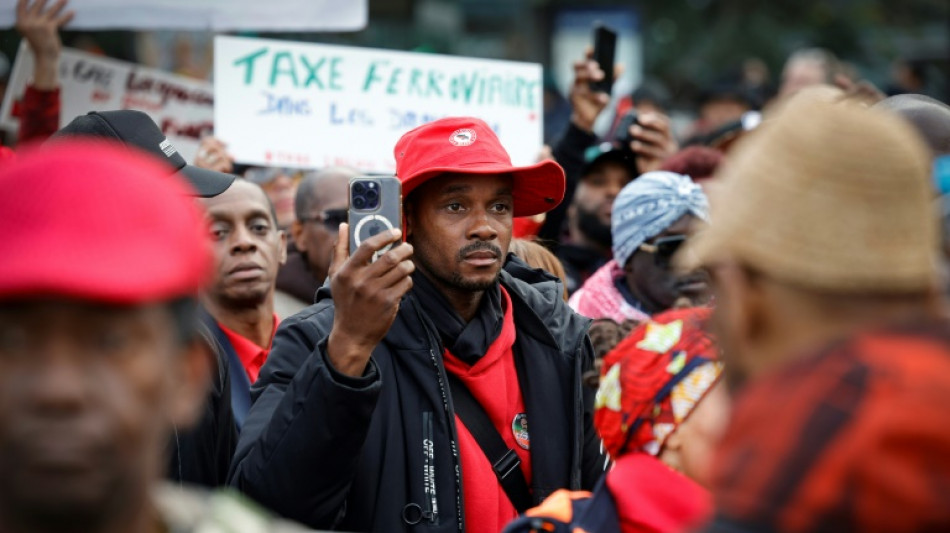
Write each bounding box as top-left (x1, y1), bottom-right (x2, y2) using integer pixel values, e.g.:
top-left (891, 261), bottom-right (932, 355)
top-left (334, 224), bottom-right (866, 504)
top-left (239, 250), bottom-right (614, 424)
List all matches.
top-left (443, 286), bottom-right (532, 533)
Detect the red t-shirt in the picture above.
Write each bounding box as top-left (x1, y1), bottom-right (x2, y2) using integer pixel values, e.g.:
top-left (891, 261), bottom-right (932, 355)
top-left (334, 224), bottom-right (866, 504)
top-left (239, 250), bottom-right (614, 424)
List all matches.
top-left (443, 287), bottom-right (532, 533)
top-left (217, 313), bottom-right (278, 383)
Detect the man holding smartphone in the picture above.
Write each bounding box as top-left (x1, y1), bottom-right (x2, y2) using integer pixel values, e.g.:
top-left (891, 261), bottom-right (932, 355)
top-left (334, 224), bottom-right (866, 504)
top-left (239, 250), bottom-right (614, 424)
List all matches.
top-left (538, 46), bottom-right (680, 283)
top-left (231, 117), bottom-right (608, 532)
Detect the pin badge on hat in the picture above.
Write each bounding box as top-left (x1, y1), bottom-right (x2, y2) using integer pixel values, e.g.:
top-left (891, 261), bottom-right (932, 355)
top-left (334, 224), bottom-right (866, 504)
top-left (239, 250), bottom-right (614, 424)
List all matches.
top-left (449, 128), bottom-right (477, 146)
top-left (511, 413), bottom-right (530, 450)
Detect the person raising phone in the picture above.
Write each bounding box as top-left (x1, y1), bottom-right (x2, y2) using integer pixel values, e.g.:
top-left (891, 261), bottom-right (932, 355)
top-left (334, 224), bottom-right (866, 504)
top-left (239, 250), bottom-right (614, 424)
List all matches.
top-left (231, 117), bottom-right (608, 532)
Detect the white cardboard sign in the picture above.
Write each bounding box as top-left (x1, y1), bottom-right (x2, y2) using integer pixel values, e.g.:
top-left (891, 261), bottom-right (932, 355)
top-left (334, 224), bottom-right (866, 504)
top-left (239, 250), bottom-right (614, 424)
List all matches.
top-left (0, 43), bottom-right (214, 161)
top-left (0, 0), bottom-right (367, 31)
top-left (213, 35), bottom-right (544, 172)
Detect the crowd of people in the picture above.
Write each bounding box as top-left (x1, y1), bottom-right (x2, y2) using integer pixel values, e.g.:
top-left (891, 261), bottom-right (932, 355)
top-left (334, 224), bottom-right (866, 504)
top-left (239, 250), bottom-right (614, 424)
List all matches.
top-left (2, 0), bottom-right (950, 532)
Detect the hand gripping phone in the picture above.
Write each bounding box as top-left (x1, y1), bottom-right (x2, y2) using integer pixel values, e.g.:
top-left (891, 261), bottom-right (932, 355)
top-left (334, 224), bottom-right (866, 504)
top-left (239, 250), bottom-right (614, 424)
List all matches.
top-left (348, 176), bottom-right (402, 262)
top-left (590, 24), bottom-right (617, 94)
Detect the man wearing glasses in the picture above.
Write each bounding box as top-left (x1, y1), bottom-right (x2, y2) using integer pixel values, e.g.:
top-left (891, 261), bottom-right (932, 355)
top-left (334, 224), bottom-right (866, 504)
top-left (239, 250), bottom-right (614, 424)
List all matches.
top-left (280, 167), bottom-right (357, 312)
top-left (569, 171), bottom-right (710, 323)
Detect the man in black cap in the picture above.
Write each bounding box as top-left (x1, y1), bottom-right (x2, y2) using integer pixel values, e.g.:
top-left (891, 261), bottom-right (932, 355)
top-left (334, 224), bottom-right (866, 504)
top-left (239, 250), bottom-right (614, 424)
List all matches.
top-left (538, 54), bottom-right (676, 294)
top-left (556, 145), bottom-right (637, 294)
top-left (53, 109), bottom-right (237, 488)
top-left (54, 109), bottom-right (235, 197)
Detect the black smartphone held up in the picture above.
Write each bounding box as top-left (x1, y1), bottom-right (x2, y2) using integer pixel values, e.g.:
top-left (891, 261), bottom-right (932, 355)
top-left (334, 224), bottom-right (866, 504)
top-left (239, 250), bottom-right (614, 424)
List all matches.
top-left (614, 110), bottom-right (639, 148)
top-left (348, 176), bottom-right (402, 262)
top-left (590, 24), bottom-right (617, 94)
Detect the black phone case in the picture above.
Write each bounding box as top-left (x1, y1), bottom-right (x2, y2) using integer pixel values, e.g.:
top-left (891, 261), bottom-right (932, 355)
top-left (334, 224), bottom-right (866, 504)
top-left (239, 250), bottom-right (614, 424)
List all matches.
top-left (590, 25), bottom-right (617, 94)
top-left (348, 176), bottom-right (402, 261)
top-left (614, 110), bottom-right (639, 144)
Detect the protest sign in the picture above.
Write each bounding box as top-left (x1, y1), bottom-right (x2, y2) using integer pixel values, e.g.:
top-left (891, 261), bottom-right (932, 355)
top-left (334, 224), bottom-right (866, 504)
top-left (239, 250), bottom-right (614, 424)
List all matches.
top-left (0, 43), bottom-right (213, 161)
top-left (0, 0), bottom-right (367, 31)
top-left (214, 35), bottom-right (544, 172)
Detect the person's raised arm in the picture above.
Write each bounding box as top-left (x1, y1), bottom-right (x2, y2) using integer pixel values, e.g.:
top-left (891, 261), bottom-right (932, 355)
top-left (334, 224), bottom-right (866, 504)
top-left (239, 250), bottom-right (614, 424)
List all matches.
top-left (15, 0), bottom-right (73, 144)
top-left (17, 0), bottom-right (72, 90)
top-left (539, 53), bottom-right (613, 241)
top-left (567, 50), bottom-right (612, 135)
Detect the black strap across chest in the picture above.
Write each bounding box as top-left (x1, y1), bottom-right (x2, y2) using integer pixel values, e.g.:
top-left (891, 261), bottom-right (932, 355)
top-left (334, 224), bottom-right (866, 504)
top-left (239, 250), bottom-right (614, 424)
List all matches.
top-left (446, 372), bottom-right (533, 513)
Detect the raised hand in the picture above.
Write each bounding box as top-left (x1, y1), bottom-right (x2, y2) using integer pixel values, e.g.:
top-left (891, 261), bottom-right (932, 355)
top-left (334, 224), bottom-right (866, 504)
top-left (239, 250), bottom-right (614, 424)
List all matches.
top-left (568, 50), bottom-right (622, 133)
top-left (16, 0), bottom-right (74, 90)
top-left (326, 223), bottom-right (414, 377)
top-left (194, 136), bottom-right (236, 174)
top-left (626, 111), bottom-right (679, 174)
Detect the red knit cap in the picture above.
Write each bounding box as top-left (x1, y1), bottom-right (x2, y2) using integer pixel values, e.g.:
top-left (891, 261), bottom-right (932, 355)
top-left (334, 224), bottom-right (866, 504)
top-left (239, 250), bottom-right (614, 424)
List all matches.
top-left (0, 140), bottom-right (212, 303)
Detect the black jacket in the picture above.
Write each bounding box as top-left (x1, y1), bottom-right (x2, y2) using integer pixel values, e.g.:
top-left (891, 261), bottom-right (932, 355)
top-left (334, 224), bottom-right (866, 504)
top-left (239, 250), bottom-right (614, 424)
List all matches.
top-left (167, 314), bottom-right (236, 488)
top-left (201, 314), bottom-right (253, 430)
top-left (229, 257), bottom-right (607, 531)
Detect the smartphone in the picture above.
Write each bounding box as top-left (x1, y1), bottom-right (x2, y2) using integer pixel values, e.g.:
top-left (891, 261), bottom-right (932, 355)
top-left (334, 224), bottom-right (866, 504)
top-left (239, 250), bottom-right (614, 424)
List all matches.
top-left (348, 176), bottom-right (402, 262)
top-left (614, 110), bottom-right (639, 146)
top-left (590, 24), bottom-right (617, 94)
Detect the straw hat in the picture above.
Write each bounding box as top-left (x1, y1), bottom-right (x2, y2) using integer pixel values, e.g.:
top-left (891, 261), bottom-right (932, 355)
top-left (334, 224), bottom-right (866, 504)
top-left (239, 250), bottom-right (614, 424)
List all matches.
top-left (679, 91), bottom-right (940, 293)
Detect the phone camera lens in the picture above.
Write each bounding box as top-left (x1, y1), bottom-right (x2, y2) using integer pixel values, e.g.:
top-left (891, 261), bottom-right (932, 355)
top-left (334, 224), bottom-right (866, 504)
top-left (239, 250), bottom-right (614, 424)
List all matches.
top-left (353, 182), bottom-right (366, 194)
top-left (352, 196), bottom-right (366, 209)
top-left (365, 189), bottom-right (379, 209)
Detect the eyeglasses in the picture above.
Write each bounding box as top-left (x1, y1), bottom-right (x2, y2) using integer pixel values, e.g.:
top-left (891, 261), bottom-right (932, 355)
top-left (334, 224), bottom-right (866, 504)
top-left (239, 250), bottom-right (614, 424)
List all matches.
top-left (244, 167), bottom-right (316, 185)
top-left (638, 235), bottom-right (687, 267)
top-left (299, 208), bottom-right (347, 230)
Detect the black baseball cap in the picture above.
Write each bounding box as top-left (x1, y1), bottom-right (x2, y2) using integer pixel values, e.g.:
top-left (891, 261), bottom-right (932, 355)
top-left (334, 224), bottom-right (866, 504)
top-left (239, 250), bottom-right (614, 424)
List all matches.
top-left (52, 110), bottom-right (235, 197)
top-left (582, 142), bottom-right (638, 180)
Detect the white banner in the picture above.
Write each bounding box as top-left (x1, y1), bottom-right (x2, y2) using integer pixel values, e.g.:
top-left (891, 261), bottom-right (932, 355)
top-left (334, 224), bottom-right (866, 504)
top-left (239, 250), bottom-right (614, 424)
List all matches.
top-left (0, 43), bottom-right (213, 161)
top-left (214, 35), bottom-right (544, 173)
top-left (0, 0), bottom-right (367, 31)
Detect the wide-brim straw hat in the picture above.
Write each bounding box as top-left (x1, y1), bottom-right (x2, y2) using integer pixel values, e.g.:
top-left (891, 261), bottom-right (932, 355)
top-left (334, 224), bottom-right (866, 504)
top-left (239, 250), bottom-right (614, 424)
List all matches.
top-left (679, 89), bottom-right (941, 293)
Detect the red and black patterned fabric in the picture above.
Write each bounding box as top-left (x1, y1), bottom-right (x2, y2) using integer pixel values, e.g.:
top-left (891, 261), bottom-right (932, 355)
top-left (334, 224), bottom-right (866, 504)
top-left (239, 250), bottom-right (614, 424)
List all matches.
top-left (709, 320), bottom-right (950, 533)
top-left (595, 306), bottom-right (720, 458)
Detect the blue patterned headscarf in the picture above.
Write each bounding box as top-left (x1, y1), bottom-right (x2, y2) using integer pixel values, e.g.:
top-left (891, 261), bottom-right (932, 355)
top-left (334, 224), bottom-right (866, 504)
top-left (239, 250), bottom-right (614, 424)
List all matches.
top-left (611, 171), bottom-right (709, 268)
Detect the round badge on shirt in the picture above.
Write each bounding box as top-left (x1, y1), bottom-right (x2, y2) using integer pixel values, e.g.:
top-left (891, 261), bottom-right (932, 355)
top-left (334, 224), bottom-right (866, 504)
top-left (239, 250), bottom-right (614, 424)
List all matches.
top-left (511, 413), bottom-right (530, 450)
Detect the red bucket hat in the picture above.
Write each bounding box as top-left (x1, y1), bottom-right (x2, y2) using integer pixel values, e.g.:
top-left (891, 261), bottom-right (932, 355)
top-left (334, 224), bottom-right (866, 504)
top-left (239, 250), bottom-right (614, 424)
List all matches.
top-left (0, 140), bottom-right (212, 304)
top-left (394, 117), bottom-right (566, 217)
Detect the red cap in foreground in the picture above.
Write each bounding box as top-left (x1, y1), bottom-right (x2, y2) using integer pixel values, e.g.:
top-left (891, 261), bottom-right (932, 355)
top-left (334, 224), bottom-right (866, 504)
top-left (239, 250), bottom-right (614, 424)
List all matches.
top-left (0, 140), bottom-right (212, 303)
